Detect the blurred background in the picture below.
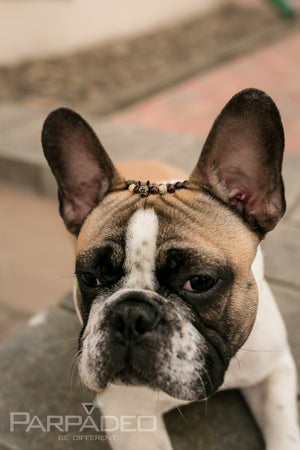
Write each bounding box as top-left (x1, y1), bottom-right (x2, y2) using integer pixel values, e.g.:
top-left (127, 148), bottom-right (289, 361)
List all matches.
top-left (0, 0), bottom-right (299, 342)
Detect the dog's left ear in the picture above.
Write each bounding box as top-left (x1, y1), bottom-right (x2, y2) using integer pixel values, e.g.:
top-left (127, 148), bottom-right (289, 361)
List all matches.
top-left (189, 88), bottom-right (286, 235)
top-left (42, 108), bottom-right (123, 235)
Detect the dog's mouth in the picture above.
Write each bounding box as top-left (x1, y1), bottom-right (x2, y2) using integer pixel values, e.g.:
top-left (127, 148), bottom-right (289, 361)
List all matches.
top-left (101, 340), bottom-right (162, 389)
top-left (109, 362), bottom-right (215, 402)
top-left (79, 337), bottom-right (220, 402)
top-left (113, 365), bottom-right (152, 387)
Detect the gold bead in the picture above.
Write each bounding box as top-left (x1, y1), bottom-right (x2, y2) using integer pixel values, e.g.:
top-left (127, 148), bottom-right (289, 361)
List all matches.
top-left (158, 184), bottom-right (168, 195)
top-left (128, 184), bottom-right (136, 192)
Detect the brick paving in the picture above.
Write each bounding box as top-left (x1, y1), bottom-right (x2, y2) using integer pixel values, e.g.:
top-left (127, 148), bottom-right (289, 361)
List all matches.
top-left (111, 30), bottom-right (300, 153)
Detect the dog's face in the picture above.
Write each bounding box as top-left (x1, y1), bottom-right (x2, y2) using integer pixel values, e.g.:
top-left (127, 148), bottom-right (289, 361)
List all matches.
top-left (74, 188), bottom-right (259, 401)
top-left (42, 89), bottom-right (285, 401)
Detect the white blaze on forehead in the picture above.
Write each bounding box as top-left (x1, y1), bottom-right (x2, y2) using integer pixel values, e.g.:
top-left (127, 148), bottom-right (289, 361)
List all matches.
top-left (124, 208), bottom-right (158, 289)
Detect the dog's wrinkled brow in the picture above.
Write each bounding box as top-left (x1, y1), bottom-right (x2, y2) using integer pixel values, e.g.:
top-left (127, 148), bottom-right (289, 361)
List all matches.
top-left (76, 243), bottom-right (125, 272)
top-left (157, 247), bottom-right (228, 272)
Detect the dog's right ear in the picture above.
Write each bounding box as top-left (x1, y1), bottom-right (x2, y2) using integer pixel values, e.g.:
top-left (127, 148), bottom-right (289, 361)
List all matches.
top-left (42, 108), bottom-right (123, 236)
top-left (189, 89), bottom-right (286, 235)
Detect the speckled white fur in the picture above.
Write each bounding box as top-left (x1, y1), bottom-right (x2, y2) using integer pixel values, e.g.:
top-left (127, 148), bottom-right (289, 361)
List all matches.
top-left (163, 319), bottom-right (206, 398)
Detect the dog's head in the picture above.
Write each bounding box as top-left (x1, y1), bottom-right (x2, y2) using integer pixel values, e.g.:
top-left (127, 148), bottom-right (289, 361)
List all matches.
top-left (42, 89), bottom-right (285, 401)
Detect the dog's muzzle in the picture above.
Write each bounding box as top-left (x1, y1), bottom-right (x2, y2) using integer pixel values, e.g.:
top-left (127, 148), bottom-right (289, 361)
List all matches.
top-left (78, 289), bottom-right (211, 400)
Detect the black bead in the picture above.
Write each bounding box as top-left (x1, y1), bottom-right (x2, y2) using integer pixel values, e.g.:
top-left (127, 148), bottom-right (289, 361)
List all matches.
top-left (175, 181), bottom-right (183, 189)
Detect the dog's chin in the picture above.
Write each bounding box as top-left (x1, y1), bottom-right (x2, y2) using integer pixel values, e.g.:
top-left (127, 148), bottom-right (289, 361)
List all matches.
top-left (85, 364), bottom-right (219, 402)
top-left (79, 340), bottom-right (225, 402)
top-left (113, 366), bottom-right (153, 387)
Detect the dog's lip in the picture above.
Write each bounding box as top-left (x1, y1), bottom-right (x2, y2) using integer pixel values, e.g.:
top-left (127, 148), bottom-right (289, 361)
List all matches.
top-left (113, 366), bottom-right (146, 385)
top-left (111, 355), bottom-right (154, 383)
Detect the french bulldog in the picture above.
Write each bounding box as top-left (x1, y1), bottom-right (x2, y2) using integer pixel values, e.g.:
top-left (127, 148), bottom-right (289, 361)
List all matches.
top-left (42, 88), bottom-right (299, 449)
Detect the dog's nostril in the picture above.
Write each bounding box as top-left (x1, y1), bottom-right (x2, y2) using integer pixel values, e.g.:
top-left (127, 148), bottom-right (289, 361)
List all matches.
top-left (134, 312), bottom-right (157, 334)
top-left (135, 315), bottom-right (143, 334)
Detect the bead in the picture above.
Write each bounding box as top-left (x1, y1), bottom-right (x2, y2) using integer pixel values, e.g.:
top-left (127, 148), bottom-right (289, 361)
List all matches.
top-left (128, 183), bottom-right (136, 192)
top-left (167, 184), bottom-right (176, 193)
top-left (127, 180), bottom-right (138, 187)
top-left (126, 179), bottom-right (188, 196)
top-left (159, 184), bottom-right (168, 195)
top-left (149, 185), bottom-right (159, 194)
top-left (139, 182), bottom-right (150, 198)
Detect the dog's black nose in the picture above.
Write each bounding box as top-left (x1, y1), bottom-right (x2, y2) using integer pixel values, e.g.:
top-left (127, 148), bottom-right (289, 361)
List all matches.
top-left (110, 300), bottom-right (162, 341)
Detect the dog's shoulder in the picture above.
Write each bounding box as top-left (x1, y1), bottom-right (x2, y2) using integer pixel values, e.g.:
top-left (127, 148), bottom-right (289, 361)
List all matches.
top-left (223, 247), bottom-right (289, 390)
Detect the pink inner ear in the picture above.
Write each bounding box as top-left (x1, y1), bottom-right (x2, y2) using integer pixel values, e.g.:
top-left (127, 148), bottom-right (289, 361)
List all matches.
top-left (228, 190), bottom-right (249, 205)
top-left (228, 188), bottom-right (258, 214)
top-left (220, 166), bottom-right (260, 215)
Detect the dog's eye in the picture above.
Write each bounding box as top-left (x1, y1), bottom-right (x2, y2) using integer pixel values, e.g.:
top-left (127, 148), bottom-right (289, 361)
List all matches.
top-left (183, 275), bottom-right (217, 293)
top-left (80, 272), bottom-right (101, 288)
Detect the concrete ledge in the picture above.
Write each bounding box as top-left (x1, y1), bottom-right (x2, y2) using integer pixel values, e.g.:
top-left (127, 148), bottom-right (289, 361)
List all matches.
top-left (1, 106), bottom-right (300, 204)
top-left (0, 109), bottom-right (204, 197)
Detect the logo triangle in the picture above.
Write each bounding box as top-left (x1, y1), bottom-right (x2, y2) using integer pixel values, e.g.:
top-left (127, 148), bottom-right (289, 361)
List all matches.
top-left (93, 394), bottom-right (105, 408)
top-left (81, 402), bottom-right (95, 415)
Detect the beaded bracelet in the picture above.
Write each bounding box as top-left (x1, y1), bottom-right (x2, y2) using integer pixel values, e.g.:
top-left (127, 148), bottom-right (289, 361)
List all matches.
top-left (126, 180), bottom-right (188, 198)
